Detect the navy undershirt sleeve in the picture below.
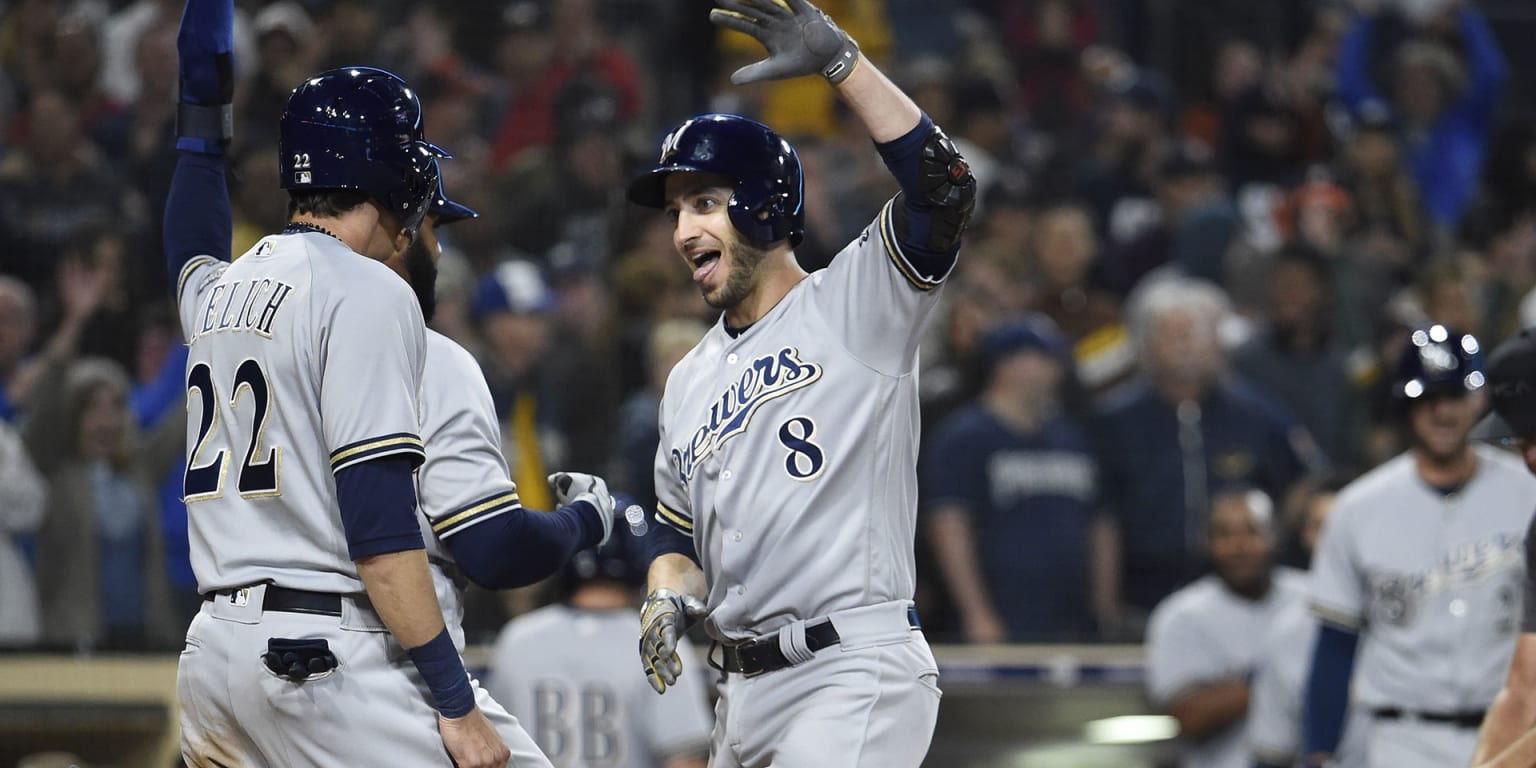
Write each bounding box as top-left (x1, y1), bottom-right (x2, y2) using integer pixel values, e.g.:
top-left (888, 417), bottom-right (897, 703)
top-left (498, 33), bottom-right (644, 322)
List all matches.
top-left (163, 152), bottom-right (233, 286)
top-left (1303, 623), bottom-right (1360, 756)
top-left (648, 517), bottom-right (699, 566)
top-left (444, 501), bottom-right (603, 589)
top-left (335, 456), bottom-right (425, 560)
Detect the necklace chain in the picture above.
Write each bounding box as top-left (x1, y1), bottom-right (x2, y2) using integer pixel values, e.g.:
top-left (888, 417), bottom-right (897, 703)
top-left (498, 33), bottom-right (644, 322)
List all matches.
top-left (283, 221), bottom-right (341, 241)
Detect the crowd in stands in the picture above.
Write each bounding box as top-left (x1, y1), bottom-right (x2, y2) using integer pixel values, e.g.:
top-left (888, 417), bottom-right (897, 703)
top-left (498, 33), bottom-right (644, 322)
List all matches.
top-left (0, 0), bottom-right (1532, 651)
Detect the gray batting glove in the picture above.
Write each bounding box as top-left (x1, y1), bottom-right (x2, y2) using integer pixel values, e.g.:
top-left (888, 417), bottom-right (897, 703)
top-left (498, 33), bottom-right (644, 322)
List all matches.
top-left (709, 0), bottom-right (860, 85)
top-left (639, 588), bottom-right (707, 694)
top-left (548, 472), bottom-right (616, 546)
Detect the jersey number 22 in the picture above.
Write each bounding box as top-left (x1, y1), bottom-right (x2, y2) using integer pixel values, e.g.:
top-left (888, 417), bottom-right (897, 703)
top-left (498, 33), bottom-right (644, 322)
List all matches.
top-left (185, 360), bottom-right (282, 501)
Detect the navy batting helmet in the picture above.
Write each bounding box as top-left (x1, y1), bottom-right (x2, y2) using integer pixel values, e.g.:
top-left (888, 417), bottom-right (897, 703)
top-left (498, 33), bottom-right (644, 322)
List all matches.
top-left (627, 114), bottom-right (804, 246)
top-left (279, 66), bottom-right (443, 234)
top-left (1395, 324), bottom-right (1486, 404)
top-left (560, 520), bottom-right (648, 596)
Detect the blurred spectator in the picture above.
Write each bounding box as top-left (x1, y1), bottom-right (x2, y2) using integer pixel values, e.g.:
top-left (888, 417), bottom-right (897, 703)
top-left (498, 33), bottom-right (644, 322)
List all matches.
top-left (1099, 142), bottom-right (1240, 294)
top-left (1021, 201), bottom-right (1131, 395)
top-left (473, 260), bottom-right (561, 513)
top-left (499, 76), bottom-right (628, 263)
top-left (490, 0), bottom-right (640, 171)
top-left (1145, 488), bottom-right (1307, 768)
top-left (0, 416), bottom-right (45, 648)
top-left (1336, 109), bottom-right (1429, 260)
top-left (0, 276), bottom-right (38, 422)
top-left (242, 1), bottom-right (321, 147)
top-left (616, 318), bottom-right (708, 510)
top-left (923, 316), bottom-right (1099, 642)
top-left (315, 0), bottom-right (382, 71)
top-left (1247, 474), bottom-right (1368, 768)
top-left (22, 259), bottom-right (180, 651)
top-left (1003, 0), bottom-right (1099, 136)
top-left (1335, 3), bottom-right (1508, 232)
top-left (1231, 246), bottom-right (1366, 471)
top-left (1418, 256), bottom-right (1483, 339)
top-left (1094, 276), bottom-right (1319, 627)
top-left (1077, 71), bottom-right (1174, 249)
top-left (98, 0), bottom-right (179, 105)
top-left (0, 87), bottom-right (137, 292)
top-left (1181, 39), bottom-right (1263, 151)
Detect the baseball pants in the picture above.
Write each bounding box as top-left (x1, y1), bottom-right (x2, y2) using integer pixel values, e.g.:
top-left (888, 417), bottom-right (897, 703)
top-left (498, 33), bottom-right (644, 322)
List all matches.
top-left (176, 583), bottom-right (551, 767)
top-left (708, 600), bottom-right (942, 768)
top-left (1365, 717), bottom-right (1476, 768)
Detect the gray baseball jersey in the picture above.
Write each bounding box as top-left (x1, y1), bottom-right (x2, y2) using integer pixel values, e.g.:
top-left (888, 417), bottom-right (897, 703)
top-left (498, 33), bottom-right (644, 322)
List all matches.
top-left (652, 200), bottom-right (945, 642)
top-left (489, 605), bottom-right (713, 768)
top-left (1310, 446), bottom-right (1536, 711)
top-left (1146, 568), bottom-right (1308, 768)
top-left (416, 328), bottom-right (523, 648)
top-left (1246, 590), bottom-right (1367, 768)
top-left (176, 233), bottom-right (426, 595)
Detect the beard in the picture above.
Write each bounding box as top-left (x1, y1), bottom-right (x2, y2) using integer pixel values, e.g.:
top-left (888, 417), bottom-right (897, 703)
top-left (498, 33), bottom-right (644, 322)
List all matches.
top-left (702, 237), bottom-right (770, 310)
top-left (405, 237), bottom-right (439, 323)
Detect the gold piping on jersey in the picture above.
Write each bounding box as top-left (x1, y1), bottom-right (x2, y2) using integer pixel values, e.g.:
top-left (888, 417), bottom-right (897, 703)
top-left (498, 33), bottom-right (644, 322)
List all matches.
top-left (656, 501), bottom-right (693, 533)
top-left (877, 198), bottom-right (943, 293)
top-left (433, 491), bottom-right (521, 537)
top-left (177, 255), bottom-right (222, 304)
top-left (1309, 600), bottom-right (1363, 631)
top-left (329, 433), bottom-right (426, 472)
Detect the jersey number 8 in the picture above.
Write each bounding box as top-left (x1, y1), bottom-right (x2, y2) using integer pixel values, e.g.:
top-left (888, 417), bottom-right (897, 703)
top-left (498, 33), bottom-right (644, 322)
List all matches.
top-left (778, 416), bottom-right (824, 481)
top-left (184, 359), bottom-right (282, 501)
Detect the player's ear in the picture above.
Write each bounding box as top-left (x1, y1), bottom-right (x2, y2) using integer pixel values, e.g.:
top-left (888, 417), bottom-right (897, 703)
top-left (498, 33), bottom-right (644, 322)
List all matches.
top-left (391, 228), bottom-right (412, 258)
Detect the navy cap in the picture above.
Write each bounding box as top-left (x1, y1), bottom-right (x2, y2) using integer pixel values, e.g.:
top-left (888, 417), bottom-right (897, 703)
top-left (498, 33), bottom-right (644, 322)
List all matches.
top-left (979, 315), bottom-right (1070, 366)
top-left (471, 261), bottom-right (553, 320)
top-left (1472, 329), bottom-right (1536, 441)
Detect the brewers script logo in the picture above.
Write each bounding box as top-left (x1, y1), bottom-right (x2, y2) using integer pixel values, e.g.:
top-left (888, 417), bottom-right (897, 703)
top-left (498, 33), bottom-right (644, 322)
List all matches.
top-left (672, 347), bottom-right (822, 481)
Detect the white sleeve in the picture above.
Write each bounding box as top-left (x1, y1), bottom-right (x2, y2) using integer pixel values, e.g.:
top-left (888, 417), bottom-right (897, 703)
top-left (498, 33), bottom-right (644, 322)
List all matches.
top-left (1246, 637), bottom-right (1302, 764)
top-left (1145, 599), bottom-right (1220, 706)
top-left (811, 199), bottom-right (951, 376)
top-left (1309, 502), bottom-right (1364, 629)
top-left (646, 640), bottom-right (714, 760)
top-left (653, 389), bottom-right (693, 535)
top-left (419, 340), bottom-right (519, 539)
top-left (320, 274), bottom-right (426, 472)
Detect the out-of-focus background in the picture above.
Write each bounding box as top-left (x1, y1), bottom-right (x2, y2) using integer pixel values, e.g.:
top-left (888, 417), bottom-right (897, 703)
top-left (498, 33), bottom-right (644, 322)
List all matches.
top-left (1, 0), bottom-right (1534, 765)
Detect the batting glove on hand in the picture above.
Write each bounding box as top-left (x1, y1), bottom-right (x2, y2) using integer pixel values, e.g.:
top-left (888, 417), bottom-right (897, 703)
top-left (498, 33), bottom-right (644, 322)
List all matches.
top-left (549, 472), bottom-right (617, 546)
top-left (709, 0), bottom-right (860, 85)
top-left (639, 588), bottom-right (707, 694)
top-left (176, 0), bottom-right (236, 153)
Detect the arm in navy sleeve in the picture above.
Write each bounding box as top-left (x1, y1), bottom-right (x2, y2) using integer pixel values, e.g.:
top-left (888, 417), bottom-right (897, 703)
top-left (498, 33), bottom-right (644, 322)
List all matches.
top-left (1304, 623), bottom-right (1360, 758)
top-left (1335, 13), bottom-right (1382, 114)
top-left (648, 516), bottom-right (700, 566)
top-left (163, 152), bottom-right (232, 286)
top-left (874, 112), bottom-right (969, 280)
top-left (336, 456), bottom-right (425, 560)
top-left (443, 501), bottom-right (604, 589)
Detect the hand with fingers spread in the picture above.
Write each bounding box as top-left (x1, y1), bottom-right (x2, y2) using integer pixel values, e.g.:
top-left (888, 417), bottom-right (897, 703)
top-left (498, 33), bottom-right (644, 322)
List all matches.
top-left (639, 588), bottom-right (707, 694)
top-left (709, 0), bottom-right (860, 84)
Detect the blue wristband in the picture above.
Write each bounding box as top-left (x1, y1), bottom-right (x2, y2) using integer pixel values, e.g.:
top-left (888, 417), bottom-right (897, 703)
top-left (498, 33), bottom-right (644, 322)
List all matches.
top-left (406, 628), bottom-right (475, 718)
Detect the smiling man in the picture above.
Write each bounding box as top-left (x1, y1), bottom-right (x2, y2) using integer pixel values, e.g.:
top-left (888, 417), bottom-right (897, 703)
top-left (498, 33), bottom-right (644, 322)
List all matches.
top-left (1302, 326), bottom-right (1536, 768)
top-left (622, 1), bottom-right (976, 766)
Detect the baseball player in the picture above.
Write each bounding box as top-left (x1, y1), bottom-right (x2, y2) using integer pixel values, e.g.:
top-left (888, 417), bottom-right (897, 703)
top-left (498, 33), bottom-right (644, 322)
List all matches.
top-left (1302, 326), bottom-right (1536, 768)
top-left (1466, 328), bottom-right (1536, 768)
top-left (1145, 488), bottom-right (1308, 768)
top-left (488, 526), bottom-right (713, 768)
top-left (165, 3), bottom-right (616, 765)
top-left (1247, 475), bottom-right (1367, 768)
top-left (627, 2), bottom-right (977, 766)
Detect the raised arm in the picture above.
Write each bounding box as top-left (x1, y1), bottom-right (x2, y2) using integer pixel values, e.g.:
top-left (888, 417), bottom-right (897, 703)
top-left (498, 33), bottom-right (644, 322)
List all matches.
top-left (163, 0), bottom-right (235, 289)
top-left (710, 0), bottom-right (976, 280)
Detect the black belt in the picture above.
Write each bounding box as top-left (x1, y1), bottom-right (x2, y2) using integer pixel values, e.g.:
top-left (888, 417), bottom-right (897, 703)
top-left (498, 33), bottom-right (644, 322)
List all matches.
top-left (202, 585), bottom-right (343, 617)
top-left (718, 606), bottom-right (921, 677)
top-left (1371, 707), bottom-right (1486, 728)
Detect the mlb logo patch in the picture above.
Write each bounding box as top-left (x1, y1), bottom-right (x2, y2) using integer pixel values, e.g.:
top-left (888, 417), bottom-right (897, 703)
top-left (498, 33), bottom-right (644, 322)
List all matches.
top-left (295, 171), bottom-right (311, 185)
top-left (227, 587), bottom-right (252, 607)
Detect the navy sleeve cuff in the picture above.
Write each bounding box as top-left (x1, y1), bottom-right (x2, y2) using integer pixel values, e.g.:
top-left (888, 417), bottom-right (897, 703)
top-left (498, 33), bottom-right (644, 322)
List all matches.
top-left (648, 517), bottom-right (699, 566)
top-left (336, 456), bottom-right (424, 561)
top-left (443, 500), bottom-right (600, 589)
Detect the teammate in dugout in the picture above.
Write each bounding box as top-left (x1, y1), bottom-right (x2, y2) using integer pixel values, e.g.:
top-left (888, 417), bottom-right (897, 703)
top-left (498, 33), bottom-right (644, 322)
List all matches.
top-left (1301, 326), bottom-right (1536, 768)
top-left (1466, 329), bottom-right (1536, 768)
top-left (165, 1), bottom-right (615, 765)
top-left (489, 525), bottom-right (713, 768)
top-left (628, 1), bottom-right (977, 766)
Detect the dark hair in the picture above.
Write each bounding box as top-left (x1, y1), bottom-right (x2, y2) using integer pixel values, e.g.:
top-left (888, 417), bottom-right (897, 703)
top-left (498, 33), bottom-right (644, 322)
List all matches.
top-left (286, 189), bottom-right (371, 219)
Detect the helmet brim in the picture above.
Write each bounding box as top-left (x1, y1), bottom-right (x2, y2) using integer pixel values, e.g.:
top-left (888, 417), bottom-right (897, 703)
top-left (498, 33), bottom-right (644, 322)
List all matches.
top-left (627, 164), bottom-right (708, 208)
top-left (432, 198), bottom-right (479, 225)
